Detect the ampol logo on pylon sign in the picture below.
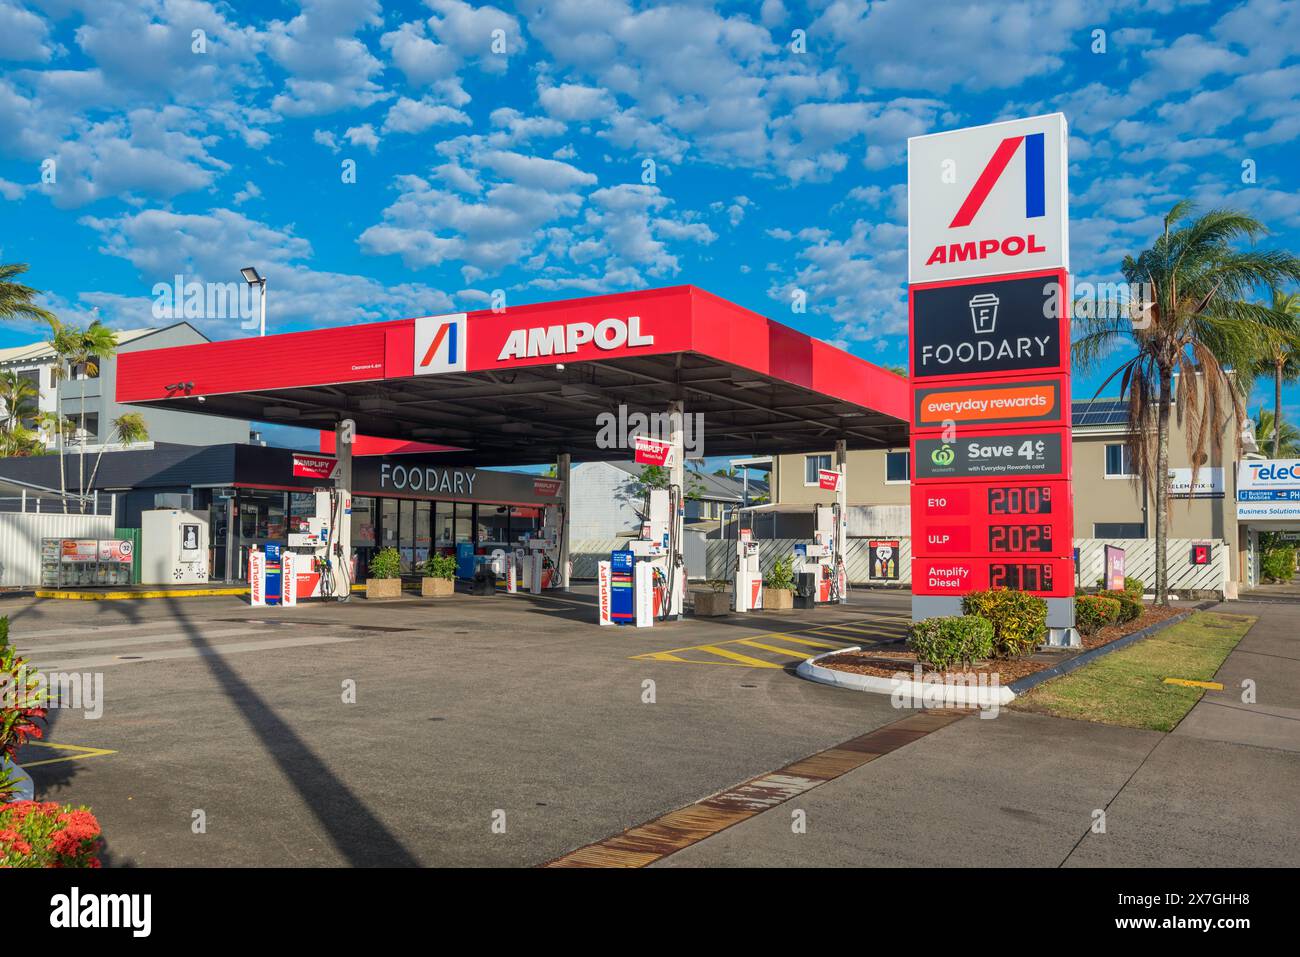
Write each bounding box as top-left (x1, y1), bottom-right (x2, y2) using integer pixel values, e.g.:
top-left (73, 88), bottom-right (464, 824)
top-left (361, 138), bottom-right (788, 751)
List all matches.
top-left (908, 113), bottom-right (1069, 283)
top-left (414, 314), bottom-right (467, 375)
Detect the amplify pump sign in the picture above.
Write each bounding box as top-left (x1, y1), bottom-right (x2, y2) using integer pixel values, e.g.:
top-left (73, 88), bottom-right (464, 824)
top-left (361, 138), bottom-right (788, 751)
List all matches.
top-left (908, 113), bottom-right (1069, 284)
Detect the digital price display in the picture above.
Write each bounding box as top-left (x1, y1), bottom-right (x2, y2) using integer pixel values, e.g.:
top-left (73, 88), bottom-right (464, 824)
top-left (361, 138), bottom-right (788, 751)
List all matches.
top-left (989, 562), bottom-right (1055, 592)
top-left (912, 481), bottom-right (1071, 557)
top-left (912, 557), bottom-right (1074, 598)
top-left (988, 524), bottom-right (1053, 553)
top-left (987, 484), bottom-right (1055, 515)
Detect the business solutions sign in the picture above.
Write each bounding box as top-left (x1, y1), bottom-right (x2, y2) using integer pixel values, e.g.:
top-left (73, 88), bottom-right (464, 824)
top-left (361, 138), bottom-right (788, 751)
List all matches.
top-left (1237, 459), bottom-right (1300, 519)
top-left (908, 113), bottom-right (1069, 284)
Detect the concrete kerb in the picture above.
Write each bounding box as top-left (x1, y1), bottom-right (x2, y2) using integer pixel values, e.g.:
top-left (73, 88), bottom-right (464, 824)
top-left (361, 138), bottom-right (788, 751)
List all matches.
top-left (797, 645), bottom-right (1017, 707)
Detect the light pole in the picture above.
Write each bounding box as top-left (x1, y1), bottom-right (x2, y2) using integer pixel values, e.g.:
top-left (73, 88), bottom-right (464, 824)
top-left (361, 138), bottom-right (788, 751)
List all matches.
top-left (240, 265), bottom-right (267, 336)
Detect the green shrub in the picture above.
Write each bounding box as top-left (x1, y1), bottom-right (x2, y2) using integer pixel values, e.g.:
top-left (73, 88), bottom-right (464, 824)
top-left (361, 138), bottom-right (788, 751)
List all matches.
top-left (766, 556), bottom-right (795, 591)
top-left (1093, 575), bottom-right (1144, 597)
top-left (1104, 589), bottom-right (1142, 623)
top-left (962, 589), bottom-right (1048, 658)
top-left (423, 553), bottom-right (457, 580)
top-left (1261, 547), bottom-right (1296, 583)
top-left (1075, 594), bottom-right (1122, 635)
top-left (368, 547), bottom-right (402, 580)
top-left (907, 615), bottom-right (994, 671)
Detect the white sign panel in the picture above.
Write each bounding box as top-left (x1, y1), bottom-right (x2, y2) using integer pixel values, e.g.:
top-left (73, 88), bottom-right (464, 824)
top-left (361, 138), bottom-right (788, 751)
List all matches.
top-left (414, 313), bottom-right (467, 375)
top-left (908, 113), bottom-right (1069, 283)
top-left (1236, 459), bottom-right (1300, 520)
top-left (1168, 467), bottom-right (1224, 499)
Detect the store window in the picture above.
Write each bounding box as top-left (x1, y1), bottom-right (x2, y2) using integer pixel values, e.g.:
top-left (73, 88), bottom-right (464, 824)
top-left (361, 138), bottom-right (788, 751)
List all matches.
top-left (511, 507), bottom-right (541, 542)
top-left (454, 502), bottom-right (473, 544)
top-left (886, 450), bottom-right (910, 483)
top-left (804, 453), bottom-right (831, 485)
top-left (1094, 522), bottom-right (1145, 538)
top-left (1105, 444), bottom-right (1135, 477)
top-left (478, 505), bottom-right (511, 546)
top-left (414, 500), bottom-right (432, 564)
top-left (381, 498), bottom-right (399, 550)
top-left (434, 501), bottom-right (454, 549)
top-left (351, 497), bottom-right (376, 548)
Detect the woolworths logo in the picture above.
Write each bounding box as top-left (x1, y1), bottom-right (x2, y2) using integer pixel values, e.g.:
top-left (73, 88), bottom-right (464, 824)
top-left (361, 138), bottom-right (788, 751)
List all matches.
top-left (931, 445), bottom-right (955, 466)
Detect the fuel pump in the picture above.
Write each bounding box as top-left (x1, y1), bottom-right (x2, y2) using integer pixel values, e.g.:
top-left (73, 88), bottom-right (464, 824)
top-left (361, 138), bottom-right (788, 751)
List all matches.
top-left (733, 526), bottom-right (763, 612)
top-left (282, 488), bottom-right (351, 604)
top-left (512, 504), bottom-right (562, 595)
top-left (598, 486), bottom-right (676, 626)
top-left (792, 504), bottom-right (846, 606)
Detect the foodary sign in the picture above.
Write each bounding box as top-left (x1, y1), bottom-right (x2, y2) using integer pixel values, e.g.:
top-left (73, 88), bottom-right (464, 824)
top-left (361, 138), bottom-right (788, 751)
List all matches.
top-left (908, 113), bottom-right (1069, 283)
top-left (910, 273), bottom-right (1066, 379)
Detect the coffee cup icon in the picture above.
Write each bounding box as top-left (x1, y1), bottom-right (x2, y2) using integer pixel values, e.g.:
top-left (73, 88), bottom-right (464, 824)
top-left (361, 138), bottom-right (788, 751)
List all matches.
top-left (969, 293), bottom-right (999, 333)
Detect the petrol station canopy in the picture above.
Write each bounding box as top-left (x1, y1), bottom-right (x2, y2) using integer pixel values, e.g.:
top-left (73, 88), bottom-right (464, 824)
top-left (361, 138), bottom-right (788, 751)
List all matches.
top-left (116, 285), bottom-right (908, 467)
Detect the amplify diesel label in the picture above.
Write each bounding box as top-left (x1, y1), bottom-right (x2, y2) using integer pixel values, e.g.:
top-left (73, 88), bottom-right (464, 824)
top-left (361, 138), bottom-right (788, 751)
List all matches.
top-left (914, 431), bottom-right (1064, 480)
top-left (913, 377), bottom-right (1063, 430)
top-left (910, 272), bottom-right (1065, 379)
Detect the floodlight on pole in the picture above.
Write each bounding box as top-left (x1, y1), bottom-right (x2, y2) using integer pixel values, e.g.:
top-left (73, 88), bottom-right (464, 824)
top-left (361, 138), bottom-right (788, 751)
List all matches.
top-left (239, 266), bottom-right (267, 337)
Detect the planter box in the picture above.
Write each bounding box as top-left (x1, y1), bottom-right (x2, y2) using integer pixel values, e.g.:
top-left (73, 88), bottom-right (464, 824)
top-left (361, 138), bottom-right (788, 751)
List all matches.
top-left (366, 578), bottom-right (402, 600)
top-left (692, 590), bottom-right (731, 617)
top-left (421, 577), bottom-right (455, 598)
top-left (763, 587), bottom-right (794, 610)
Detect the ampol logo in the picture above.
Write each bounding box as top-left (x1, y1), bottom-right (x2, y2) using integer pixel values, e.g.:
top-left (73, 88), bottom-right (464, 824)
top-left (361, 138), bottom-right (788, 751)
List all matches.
top-left (414, 313), bottom-right (467, 375)
top-left (907, 113), bottom-right (1067, 283)
top-left (949, 132), bottom-right (1045, 229)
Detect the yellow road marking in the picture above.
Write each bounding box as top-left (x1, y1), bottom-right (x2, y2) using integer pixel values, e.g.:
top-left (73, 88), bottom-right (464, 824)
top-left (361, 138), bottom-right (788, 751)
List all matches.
top-left (767, 634), bottom-right (843, 650)
top-left (735, 639), bottom-right (813, 659)
top-left (695, 645), bottom-right (782, 668)
top-left (1162, 678), bottom-right (1224, 690)
top-left (21, 741), bottom-right (118, 768)
top-left (638, 651), bottom-right (690, 663)
top-left (35, 588), bottom-right (246, 601)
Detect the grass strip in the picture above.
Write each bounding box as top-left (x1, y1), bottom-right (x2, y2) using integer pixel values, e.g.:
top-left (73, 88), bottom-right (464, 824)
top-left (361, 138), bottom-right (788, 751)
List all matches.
top-left (1010, 612), bottom-right (1255, 732)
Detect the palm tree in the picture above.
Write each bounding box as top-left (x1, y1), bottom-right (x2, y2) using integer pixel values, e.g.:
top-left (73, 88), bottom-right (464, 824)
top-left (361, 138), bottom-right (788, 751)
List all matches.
top-left (0, 371), bottom-right (38, 432)
top-left (1248, 288), bottom-right (1300, 458)
top-left (47, 320), bottom-right (118, 504)
top-left (1254, 407), bottom-right (1300, 458)
top-left (33, 411), bottom-right (74, 507)
top-left (0, 263), bottom-right (55, 324)
top-left (0, 424), bottom-right (44, 458)
top-left (83, 412), bottom-right (149, 507)
top-left (1075, 202), bottom-right (1300, 605)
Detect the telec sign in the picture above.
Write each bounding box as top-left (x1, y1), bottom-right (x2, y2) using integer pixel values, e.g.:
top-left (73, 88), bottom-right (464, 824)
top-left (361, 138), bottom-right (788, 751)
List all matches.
top-left (908, 113), bottom-right (1069, 284)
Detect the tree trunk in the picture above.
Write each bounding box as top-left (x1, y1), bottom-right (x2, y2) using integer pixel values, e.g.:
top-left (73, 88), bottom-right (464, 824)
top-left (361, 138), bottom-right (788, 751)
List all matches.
top-left (1154, 368), bottom-right (1173, 606)
top-left (1275, 360), bottom-right (1284, 459)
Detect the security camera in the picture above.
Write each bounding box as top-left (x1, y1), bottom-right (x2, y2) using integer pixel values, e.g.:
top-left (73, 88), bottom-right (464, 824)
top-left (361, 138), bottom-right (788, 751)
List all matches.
top-left (197, 395), bottom-right (206, 403)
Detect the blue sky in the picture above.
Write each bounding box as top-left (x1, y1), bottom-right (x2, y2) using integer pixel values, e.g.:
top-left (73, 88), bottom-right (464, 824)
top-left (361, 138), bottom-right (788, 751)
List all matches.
top-left (2, 0), bottom-right (1298, 451)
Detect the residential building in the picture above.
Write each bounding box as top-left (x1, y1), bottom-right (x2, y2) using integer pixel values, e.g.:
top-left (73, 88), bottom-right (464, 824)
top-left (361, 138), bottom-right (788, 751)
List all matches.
top-left (568, 460), bottom-right (767, 539)
top-left (0, 323), bottom-right (250, 452)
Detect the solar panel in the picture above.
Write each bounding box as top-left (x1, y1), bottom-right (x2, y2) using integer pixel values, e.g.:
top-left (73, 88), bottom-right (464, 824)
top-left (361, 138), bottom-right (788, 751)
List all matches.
top-left (1071, 400), bottom-right (1129, 426)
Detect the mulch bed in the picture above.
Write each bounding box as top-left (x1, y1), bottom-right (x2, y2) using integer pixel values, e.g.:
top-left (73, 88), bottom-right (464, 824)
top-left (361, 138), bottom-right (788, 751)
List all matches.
top-left (1080, 604), bottom-right (1181, 649)
top-left (816, 602), bottom-right (1185, 683)
top-left (814, 649), bottom-right (1052, 683)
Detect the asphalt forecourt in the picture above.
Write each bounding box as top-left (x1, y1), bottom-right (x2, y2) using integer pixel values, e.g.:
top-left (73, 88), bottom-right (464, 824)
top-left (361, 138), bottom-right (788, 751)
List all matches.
top-left (11, 585), bottom-right (917, 867)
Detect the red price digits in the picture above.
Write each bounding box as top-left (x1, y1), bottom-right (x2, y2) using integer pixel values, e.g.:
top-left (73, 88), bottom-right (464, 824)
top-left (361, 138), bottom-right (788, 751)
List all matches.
top-left (988, 485), bottom-right (1053, 515)
top-left (989, 563), bottom-right (1055, 592)
top-left (988, 524), bottom-right (1054, 553)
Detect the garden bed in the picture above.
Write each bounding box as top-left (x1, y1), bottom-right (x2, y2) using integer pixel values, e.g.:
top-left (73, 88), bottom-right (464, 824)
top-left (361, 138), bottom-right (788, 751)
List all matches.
top-left (814, 604), bottom-right (1180, 685)
top-left (813, 649), bottom-right (1051, 683)
top-left (1080, 604), bottom-right (1181, 650)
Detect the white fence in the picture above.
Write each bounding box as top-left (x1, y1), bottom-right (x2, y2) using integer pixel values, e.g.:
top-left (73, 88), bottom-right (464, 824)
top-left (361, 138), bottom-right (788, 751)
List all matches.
top-left (569, 536), bottom-right (1228, 595)
top-left (0, 513), bottom-right (118, 587)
